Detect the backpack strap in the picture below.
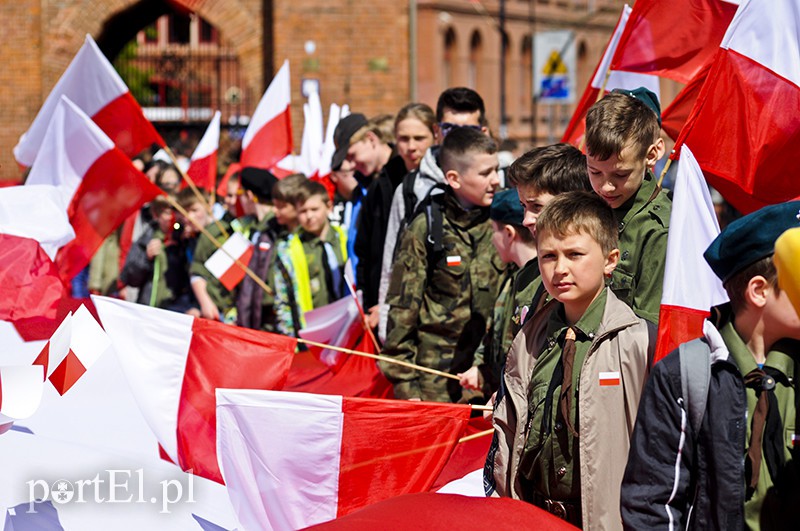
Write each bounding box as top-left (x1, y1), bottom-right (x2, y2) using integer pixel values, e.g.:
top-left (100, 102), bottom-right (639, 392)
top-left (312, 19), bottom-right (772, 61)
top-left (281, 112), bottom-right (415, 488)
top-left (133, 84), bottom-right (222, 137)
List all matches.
top-left (402, 170), bottom-right (419, 225)
top-left (678, 338), bottom-right (712, 437)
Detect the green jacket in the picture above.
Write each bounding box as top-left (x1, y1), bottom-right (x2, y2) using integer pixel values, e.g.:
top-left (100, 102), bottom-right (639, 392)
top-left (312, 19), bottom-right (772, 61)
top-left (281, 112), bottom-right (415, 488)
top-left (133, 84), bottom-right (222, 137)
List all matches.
top-left (190, 217), bottom-right (256, 320)
top-left (610, 170), bottom-right (671, 325)
top-left (381, 189), bottom-right (506, 402)
top-left (476, 256), bottom-right (541, 395)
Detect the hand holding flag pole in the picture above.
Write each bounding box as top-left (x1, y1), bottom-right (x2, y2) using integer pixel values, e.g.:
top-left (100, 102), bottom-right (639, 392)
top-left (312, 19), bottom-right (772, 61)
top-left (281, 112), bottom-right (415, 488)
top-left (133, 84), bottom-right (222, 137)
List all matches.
top-left (162, 145), bottom-right (230, 239)
top-left (164, 194), bottom-right (272, 297)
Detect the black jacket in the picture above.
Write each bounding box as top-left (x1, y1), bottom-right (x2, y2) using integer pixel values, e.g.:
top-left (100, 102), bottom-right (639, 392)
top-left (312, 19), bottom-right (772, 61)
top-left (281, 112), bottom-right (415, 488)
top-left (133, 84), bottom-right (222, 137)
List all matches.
top-left (354, 153), bottom-right (408, 308)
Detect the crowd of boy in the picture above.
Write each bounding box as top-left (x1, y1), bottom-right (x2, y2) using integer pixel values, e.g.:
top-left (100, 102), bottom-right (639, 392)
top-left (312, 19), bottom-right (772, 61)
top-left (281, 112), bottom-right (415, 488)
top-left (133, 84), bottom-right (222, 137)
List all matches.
top-left (75, 84), bottom-right (798, 530)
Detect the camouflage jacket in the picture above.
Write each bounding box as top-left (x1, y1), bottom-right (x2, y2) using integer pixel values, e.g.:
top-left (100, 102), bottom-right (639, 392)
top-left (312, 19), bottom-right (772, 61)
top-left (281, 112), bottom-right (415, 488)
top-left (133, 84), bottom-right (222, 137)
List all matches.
top-left (610, 171), bottom-right (671, 325)
top-left (381, 189), bottom-right (505, 402)
top-left (475, 257), bottom-right (541, 395)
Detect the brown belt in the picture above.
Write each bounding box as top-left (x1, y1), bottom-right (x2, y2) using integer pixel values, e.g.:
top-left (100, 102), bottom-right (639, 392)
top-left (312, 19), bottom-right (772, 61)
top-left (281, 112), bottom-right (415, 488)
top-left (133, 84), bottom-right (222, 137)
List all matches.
top-left (532, 493), bottom-right (582, 526)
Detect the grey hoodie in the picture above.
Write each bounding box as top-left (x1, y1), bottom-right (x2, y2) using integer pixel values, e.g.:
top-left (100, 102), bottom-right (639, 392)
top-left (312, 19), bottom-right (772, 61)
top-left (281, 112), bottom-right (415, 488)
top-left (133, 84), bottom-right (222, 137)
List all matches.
top-left (377, 146), bottom-right (445, 341)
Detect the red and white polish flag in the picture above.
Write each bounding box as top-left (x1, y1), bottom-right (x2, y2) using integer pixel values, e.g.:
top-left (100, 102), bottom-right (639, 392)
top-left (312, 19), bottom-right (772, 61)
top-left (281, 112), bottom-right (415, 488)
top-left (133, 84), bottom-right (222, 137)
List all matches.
top-left (0, 365), bottom-right (45, 434)
top-left (675, 0), bottom-right (800, 214)
top-left (562, 4), bottom-right (660, 147)
top-left (25, 96), bottom-right (163, 282)
top-left (240, 60), bottom-right (293, 171)
top-left (14, 34), bottom-right (164, 167)
top-left (186, 110), bottom-right (221, 192)
top-left (203, 231), bottom-right (255, 291)
top-left (0, 185), bottom-right (74, 260)
top-left (655, 146), bottom-right (728, 363)
top-left (0, 234), bottom-right (65, 327)
top-left (299, 291), bottom-right (364, 370)
top-left (609, 0), bottom-right (739, 84)
top-left (92, 296), bottom-right (297, 484)
top-left (216, 389), bottom-right (472, 530)
top-left (33, 304), bottom-right (111, 395)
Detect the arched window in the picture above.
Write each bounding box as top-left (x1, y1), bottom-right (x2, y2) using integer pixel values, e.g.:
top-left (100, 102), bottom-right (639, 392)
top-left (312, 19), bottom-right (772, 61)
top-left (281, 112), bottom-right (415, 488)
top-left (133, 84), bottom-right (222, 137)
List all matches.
top-left (444, 28), bottom-right (456, 88)
top-left (468, 30), bottom-right (482, 90)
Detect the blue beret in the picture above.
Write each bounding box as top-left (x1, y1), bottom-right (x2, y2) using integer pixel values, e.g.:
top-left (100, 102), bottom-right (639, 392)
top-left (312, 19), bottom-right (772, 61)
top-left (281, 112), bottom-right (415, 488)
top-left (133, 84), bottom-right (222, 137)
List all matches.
top-left (612, 86), bottom-right (662, 127)
top-left (491, 188), bottom-right (525, 226)
top-left (704, 200), bottom-right (800, 282)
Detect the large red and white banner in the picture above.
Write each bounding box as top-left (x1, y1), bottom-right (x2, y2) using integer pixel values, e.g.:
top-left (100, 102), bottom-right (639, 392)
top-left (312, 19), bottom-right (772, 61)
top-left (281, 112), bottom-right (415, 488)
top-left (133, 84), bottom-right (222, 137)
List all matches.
top-left (216, 389), bottom-right (472, 530)
top-left (93, 296), bottom-right (296, 484)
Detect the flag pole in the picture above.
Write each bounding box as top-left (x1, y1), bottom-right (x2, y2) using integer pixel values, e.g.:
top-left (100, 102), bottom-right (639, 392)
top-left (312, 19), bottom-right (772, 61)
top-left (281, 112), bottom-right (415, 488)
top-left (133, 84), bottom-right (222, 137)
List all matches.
top-left (163, 145), bottom-right (230, 239)
top-left (297, 337), bottom-right (460, 381)
top-left (344, 278), bottom-right (383, 353)
top-left (165, 195), bottom-right (272, 297)
top-left (657, 150), bottom-right (676, 188)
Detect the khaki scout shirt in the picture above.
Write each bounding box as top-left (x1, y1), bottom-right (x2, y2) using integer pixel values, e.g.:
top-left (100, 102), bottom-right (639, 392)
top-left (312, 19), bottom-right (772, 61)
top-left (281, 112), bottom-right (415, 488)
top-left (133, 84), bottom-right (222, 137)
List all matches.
top-left (520, 289), bottom-right (608, 502)
top-left (720, 322), bottom-right (797, 531)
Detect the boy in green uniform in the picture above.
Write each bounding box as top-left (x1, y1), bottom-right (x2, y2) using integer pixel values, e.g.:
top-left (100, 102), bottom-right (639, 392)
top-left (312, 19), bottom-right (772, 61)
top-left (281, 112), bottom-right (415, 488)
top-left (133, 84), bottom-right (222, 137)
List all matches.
top-left (510, 143), bottom-right (592, 316)
top-left (585, 88), bottom-right (671, 324)
top-left (487, 192), bottom-right (653, 530)
top-left (622, 201), bottom-right (800, 530)
top-left (458, 188), bottom-right (539, 397)
top-left (381, 127), bottom-right (505, 403)
top-left (272, 180), bottom-right (348, 336)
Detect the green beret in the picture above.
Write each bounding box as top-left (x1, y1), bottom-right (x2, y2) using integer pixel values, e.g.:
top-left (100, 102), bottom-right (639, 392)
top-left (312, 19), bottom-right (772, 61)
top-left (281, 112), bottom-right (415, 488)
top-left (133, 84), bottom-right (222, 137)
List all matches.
top-left (704, 200), bottom-right (800, 282)
top-left (490, 188), bottom-right (525, 226)
top-left (612, 86), bottom-right (662, 126)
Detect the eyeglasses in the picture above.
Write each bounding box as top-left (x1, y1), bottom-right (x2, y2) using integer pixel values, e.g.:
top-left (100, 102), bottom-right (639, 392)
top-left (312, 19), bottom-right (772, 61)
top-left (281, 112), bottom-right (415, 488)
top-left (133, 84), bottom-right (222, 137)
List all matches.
top-left (438, 122), bottom-right (483, 138)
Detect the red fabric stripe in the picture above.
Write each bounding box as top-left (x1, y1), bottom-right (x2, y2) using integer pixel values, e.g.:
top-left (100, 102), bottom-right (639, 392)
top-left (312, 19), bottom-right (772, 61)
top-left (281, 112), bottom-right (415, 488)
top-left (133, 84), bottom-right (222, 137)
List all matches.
top-left (0, 234), bottom-right (65, 324)
top-left (561, 86), bottom-right (599, 148)
top-left (599, 378), bottom-right (621, 386)
top-left (655, 304), bottom-right (710, 363)
top-left (32, 342), bottom-right (50, 377)
top-left (430, 416), bottom-right (493, 490)
top-left (176, 319), bottom-right (296, 483)
top-left (661, 62), bottom-right (710, 141)
top-left (55, 148), bottom-right (163, 282)
top-left (611, 0), bottom-right (736, 84)
top-left (678, 49), bottom-right (800, 214)
top-left (217, 245), bottom-right (254, 291)
top-left (240, 107), bottom-right (293, 171)
top-left (48, 349), bottom-right (87, 396)
top-left (283, 334), bottom-right (393, 399)
top-left (306, 492), bottom-right (578, 530)
top-left (92, 92), bottom-right (165, 157)
top-left (187, 152), bottom-right (217, 192)
top-left (337, 398), bottom-right (471, 516)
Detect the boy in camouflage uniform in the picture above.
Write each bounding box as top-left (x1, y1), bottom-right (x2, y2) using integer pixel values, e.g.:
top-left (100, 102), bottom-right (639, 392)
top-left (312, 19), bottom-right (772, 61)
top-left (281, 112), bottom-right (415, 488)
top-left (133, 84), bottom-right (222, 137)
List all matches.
top-left (458, 188), bottom-right (540, 397)
top-left (381, 127), bottom-right (505, 403)
top-left (585, 88), bottom-right (672, 324)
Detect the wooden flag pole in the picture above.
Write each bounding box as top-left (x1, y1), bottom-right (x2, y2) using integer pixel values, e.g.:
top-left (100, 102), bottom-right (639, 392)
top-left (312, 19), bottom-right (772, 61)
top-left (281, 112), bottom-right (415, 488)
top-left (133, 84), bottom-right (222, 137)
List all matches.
top-left (165, 195), bottom-right (272, 297)
top-left (297, 337), bottom-right (461, 381)
top-left (657, 152), bottom-right (675, 188)
top-left (163, 145), bottom-right (230, 239)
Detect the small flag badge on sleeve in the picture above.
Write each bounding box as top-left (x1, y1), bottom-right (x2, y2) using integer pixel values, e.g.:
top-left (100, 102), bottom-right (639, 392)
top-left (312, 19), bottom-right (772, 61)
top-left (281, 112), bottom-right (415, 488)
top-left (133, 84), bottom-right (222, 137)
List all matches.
top-left (446, 255), bottom-right (462, 267)
top-left (599, 371), bottom-right (621, 386)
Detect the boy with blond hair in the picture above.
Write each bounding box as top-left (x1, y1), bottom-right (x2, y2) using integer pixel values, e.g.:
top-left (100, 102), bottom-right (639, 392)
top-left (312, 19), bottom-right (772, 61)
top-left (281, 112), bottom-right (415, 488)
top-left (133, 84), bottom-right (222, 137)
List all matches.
top-left (487, 191), bottom-right (653, 530)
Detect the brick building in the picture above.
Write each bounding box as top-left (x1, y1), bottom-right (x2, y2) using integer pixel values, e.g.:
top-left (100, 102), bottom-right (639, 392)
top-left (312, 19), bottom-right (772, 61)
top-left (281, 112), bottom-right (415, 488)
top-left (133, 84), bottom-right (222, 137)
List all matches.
top-left (0, 0), bottom-right (676, 181)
